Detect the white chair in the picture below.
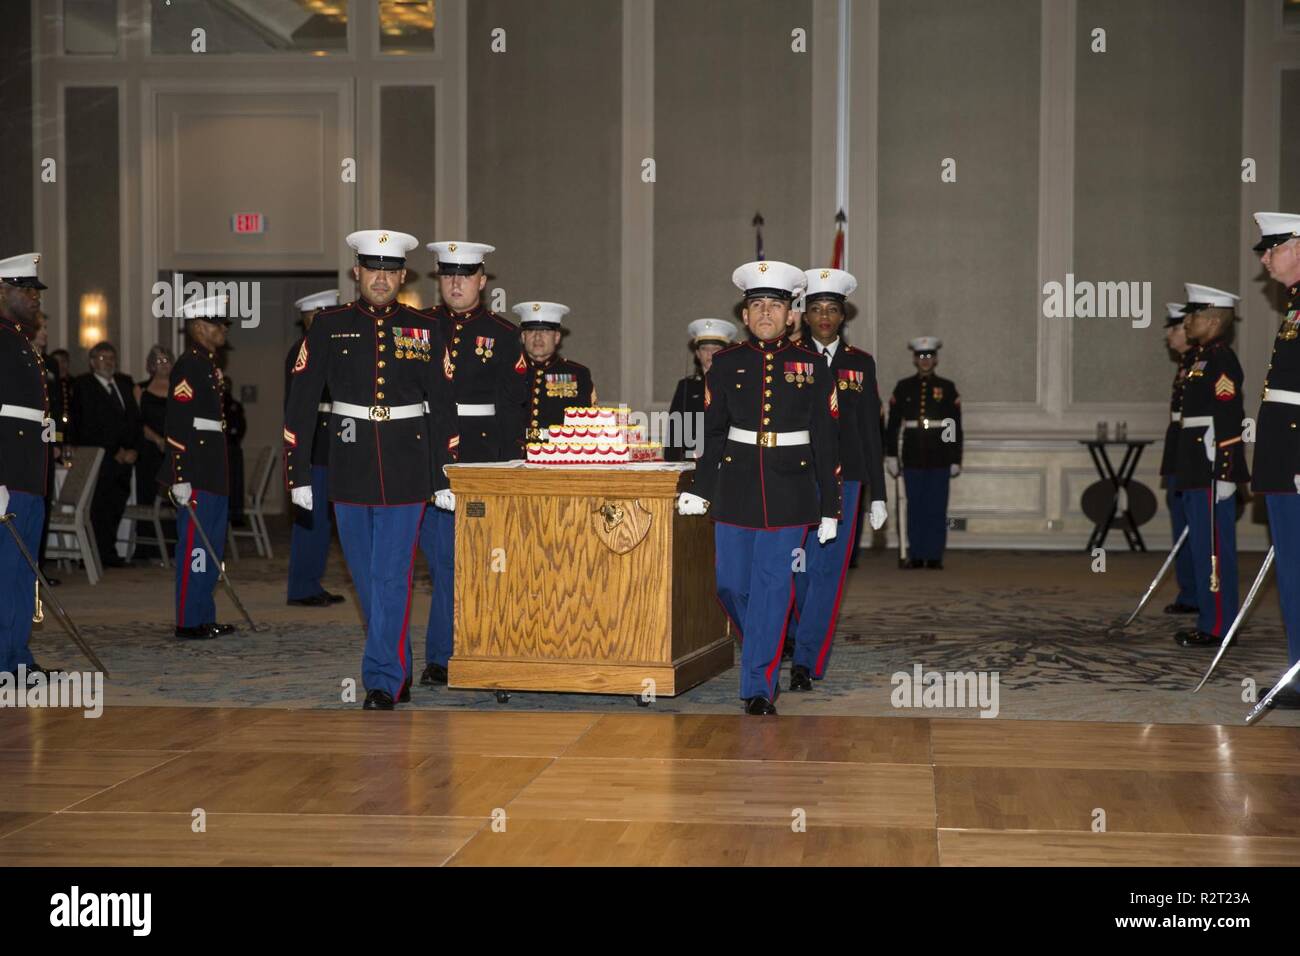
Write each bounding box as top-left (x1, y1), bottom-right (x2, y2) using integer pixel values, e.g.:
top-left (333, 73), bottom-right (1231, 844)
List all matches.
top-left (229, 445), bottom-right (277, 559)
top-left (46, 446), bottom-right (105, 585)
top-left (124, 494), bottom-right (173, 568)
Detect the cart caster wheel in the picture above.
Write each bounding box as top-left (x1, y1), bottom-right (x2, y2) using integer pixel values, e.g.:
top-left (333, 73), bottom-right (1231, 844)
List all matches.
top-left (494, 690), bottom-right (511, 704)
top-left (634, 695), bottom-right (652, 708)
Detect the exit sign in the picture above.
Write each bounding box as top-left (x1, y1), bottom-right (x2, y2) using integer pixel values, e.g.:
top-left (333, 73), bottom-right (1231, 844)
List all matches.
top-left (231, 213), bottom-right (266, 234)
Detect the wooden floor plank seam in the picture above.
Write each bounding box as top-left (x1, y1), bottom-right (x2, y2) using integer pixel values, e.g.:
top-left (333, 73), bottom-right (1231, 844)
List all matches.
top-left (54, 752), bottom-right (191, 815)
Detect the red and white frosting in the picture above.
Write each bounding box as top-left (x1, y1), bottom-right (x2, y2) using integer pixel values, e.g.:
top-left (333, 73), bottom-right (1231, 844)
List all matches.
top-left (563, 405), bottom-right (629, 429)
top-left (526, 441), bottom-right (662, 465)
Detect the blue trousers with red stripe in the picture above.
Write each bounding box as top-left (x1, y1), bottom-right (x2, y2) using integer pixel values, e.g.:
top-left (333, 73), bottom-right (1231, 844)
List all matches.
top-left (335, 503), bottom-right (424, 697)
top-left (1165, 477), bottom-right (1197, 607)
top-left (287, 465), bottom-right (333, 601)
top-left (715, 523), bottom-right (807, 702)
top-left (418, 505), bottom-right (455, 668)
top-left (1266, 495), bottom-right (1300, 667)
top-left (903, 467), bottom-right (949, 562)
top-left (0, 491), bottom-right (44, 673)
top-left (1184, 487), bottom-right (1237, 638)
top-left (793, 480), bottom-right (861, 678)
top-left (174, 492), bottom-right (228, 628)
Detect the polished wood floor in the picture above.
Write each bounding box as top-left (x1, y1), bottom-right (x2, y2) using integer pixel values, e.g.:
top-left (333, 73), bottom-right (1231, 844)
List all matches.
top-left (0, 706), bottom-right (1296, 866)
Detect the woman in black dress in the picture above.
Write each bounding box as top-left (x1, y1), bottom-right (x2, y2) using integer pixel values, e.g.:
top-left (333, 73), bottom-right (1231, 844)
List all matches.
top-left (134, 344), bottom-right (173, 559)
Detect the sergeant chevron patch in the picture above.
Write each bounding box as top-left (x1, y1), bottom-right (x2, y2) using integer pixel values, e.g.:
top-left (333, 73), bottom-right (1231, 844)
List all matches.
top-left (173, 379), bottom-right (193, 402)
top-left (1214, 373), bottom-right (1235, 401)
top-left (293, 340), bottom-right (308, 373)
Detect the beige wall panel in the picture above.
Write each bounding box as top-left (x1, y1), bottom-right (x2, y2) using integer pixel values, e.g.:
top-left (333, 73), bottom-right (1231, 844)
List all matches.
top-left (1072, 0), bottom-right (1243, 404)
top-left (652, 0), bottom-right (813, 403)
top-left (380, 85), bottom-right (437, 308)
top-left (156, 91), bottom-right (341, 272)
top-left (467, 0), bottom-right (623, 401)
top-left (876, 0), bottom-right (1041, 405)
top-left (1281, 70), bottom-right (1300, 229)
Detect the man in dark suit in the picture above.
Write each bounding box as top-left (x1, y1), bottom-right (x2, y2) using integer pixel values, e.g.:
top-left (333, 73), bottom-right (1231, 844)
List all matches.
top-left (71, 340), bottom-right (141, 568)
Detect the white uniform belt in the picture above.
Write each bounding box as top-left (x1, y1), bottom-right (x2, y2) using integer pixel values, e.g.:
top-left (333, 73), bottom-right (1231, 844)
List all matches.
top-left (727, 427), bottom-right (810, 447)
top-left (1170, 411), bottom-right (1181, 423)
top-left (317, 403), bottom-right (331, 413)
top-left (456, 403), bottom-right (496, 416)
top-left (1263, 388), bottom-right (1300, 406)
top-left (1181, 415), bottom-right (1213, 428)
top-left (331, 401), bottom-right (425, 422)
top-left (0, 404), bottom-right (46, 423)
top-left (193, 417), bottom-right (224, 432)
top-left (903, 419), bottom-right (943, 429)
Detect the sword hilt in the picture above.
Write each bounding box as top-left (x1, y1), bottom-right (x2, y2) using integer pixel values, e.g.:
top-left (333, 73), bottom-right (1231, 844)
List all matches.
top-left (1210, 556), bottom-right (1220, 594)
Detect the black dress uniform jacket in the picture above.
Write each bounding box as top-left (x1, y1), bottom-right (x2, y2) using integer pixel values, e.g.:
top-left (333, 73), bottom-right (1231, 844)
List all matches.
top-left (524, 355), bottom-right (596, 439)
top-left (824, 342), bottom-right (887, 501)
top-left (1252, 282), bottom-right (1300, 494)
top-left (161, 345), bottom-right (229, 496)
top-left (284, 336), bottom-right (330, 468)
top-left (1160, 348), bottom-right (1197, 478)
top-left (689, 335), bottom-right (841, 529)
top-left (45, 363), bottom-right (70, 443)
top-left (1175, 338), bottom-right (1249, 490)
top-left (665, 373), bottom-right (706, 462)
top-left (429, 303), bottom-right (527, 462)
top-left (885, 374), bottom-right (963, 468)
top-left (284, 300), bottom-right (456, 506)
top-left (0, 316), bottom-right (50, 496)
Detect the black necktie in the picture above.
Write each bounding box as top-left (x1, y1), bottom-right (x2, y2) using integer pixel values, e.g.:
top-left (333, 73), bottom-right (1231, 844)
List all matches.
top-left (107, 379), bottom-right (124, 411)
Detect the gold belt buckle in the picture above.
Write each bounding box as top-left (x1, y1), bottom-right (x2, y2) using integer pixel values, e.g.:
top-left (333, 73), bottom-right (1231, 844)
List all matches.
top-left (369, 405), bottom-right (391, 422)
top-left (756, 431), bottom-right (777, 448)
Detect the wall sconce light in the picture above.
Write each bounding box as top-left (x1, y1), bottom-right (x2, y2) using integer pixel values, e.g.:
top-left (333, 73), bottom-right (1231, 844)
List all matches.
top-left (79, 292), bottom-right (108, 349)
top-left (399, 288), bottom-right (423, 311)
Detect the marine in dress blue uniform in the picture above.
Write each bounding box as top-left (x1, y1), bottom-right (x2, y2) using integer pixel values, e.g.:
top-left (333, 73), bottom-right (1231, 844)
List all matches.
top-left (1250, 212), bottom-right (1300, 707)
top-left (514, 301), bottom-right (597, 438)
top-left (0, 253), bottom-right (54, 680)
top-left (285, 289), bottom-right (345, 608)
top-left (164, 295), bottom-right (237, 640)
top-left (665, 318), bottom-right (737, 462)
top-left (417, 241), bottom-right (528, 686)
top-left (677, 260), bottom-right (841, 715)
top-left (884, 338), bottom-right (963, 568)
top-left (1172, 283), bottom-right (1248, 649)
top-left (1159, 301), bottom-right (1199, 616)
top-left (790, 269), bottom-right (888, 689)
top-left (284, 230), bottom-right (458, 710)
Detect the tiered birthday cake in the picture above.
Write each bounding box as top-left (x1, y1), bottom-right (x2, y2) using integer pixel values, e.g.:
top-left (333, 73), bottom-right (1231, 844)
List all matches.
top-left (526, 406), bottom-right (663, 464)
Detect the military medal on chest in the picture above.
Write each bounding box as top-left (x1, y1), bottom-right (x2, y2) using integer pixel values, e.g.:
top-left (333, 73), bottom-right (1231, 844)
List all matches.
top-left (393, 326), bottom-right (432, 361)
top-left (1280, 310), bottom-right (1299, 342)
top-left (475, 335), bottom-right (495, 358)
top-left (785, 360), bottom-right (814, 386)
top-left (838, 368), bottom-right (864, 392)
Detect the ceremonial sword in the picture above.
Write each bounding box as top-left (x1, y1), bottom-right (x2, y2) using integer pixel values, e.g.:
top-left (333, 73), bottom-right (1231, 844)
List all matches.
top-left (174, 495), bottom-right (261, 632)
top-left (1246, 653), bottom-right (1300, 724)
top-left (1119, 525), bottom-right (1188, 628)
top-left (1194, 546), bottom-right (1273, 693)
top-left (0, 511), bottom-right (108, 674)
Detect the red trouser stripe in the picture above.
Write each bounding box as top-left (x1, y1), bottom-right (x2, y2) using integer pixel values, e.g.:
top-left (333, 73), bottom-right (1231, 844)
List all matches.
top-left (1211, 489), bottom-right (1223, 635)
top-left (177, 494), bottom-right (198, 626)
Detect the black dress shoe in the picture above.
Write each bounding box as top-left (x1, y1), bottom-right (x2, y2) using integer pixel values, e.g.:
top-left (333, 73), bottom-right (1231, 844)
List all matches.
top-left (744, 696), bottom-right (778, 715)
top-left (790, 665), bottom-right (813, 692)
top-left (287, 593), bottom-right (333, 607)
top-left (363, 689), bottom-right (396, 710)
top-left (1163, 602), bottom-right (1199, 615)
top-left (24, 664), bottom-right (50, 685)
top-left (323, 591), bottom-right (345, 604)
top-left (175, 624), bottom-right (221, 640)
top-left (399, 679), bottom-right (411, 703)
top-left (925, 560), bottom-right (943, 570)
top-left (1175, 629), bottom-right (1219, 648)
top-left (1261, 684), bottom-right (1300, 709)
top-left (419, 663), bottom-right (448, 686)
top-left (204, 622), bottom-right (237, 636)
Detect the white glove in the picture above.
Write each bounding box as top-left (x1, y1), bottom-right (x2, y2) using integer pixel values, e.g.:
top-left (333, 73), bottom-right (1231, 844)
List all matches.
top-left (434, 489), bottom-right (456, 511)
top-left (869, 500), bottom-right (887, 530)
top-left (1294, 475), bottom-right (1300, 494)
top-left (950, 464), bottom-right (962, 478)
top-left (1215, 480), bottom-right (1235, 503)
top-left (1203, 421), bottom-right (1216, 462)
top-left (817, 517), bottom-right (838, 544)
top-left (171, 482), bottom-right (193, 508)
top-left (0, 484), bottom-right (9, 516)
top-left (290, 485), bottom-right (313, 511)
top-left (886, 459), bottom-right (899, 479)
top-left (677, 492), bottom-right (709, 515)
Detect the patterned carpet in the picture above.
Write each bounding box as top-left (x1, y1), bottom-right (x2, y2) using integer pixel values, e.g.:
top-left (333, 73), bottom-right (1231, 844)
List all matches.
top-left (29, 529), bottom-right (1297, 726)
